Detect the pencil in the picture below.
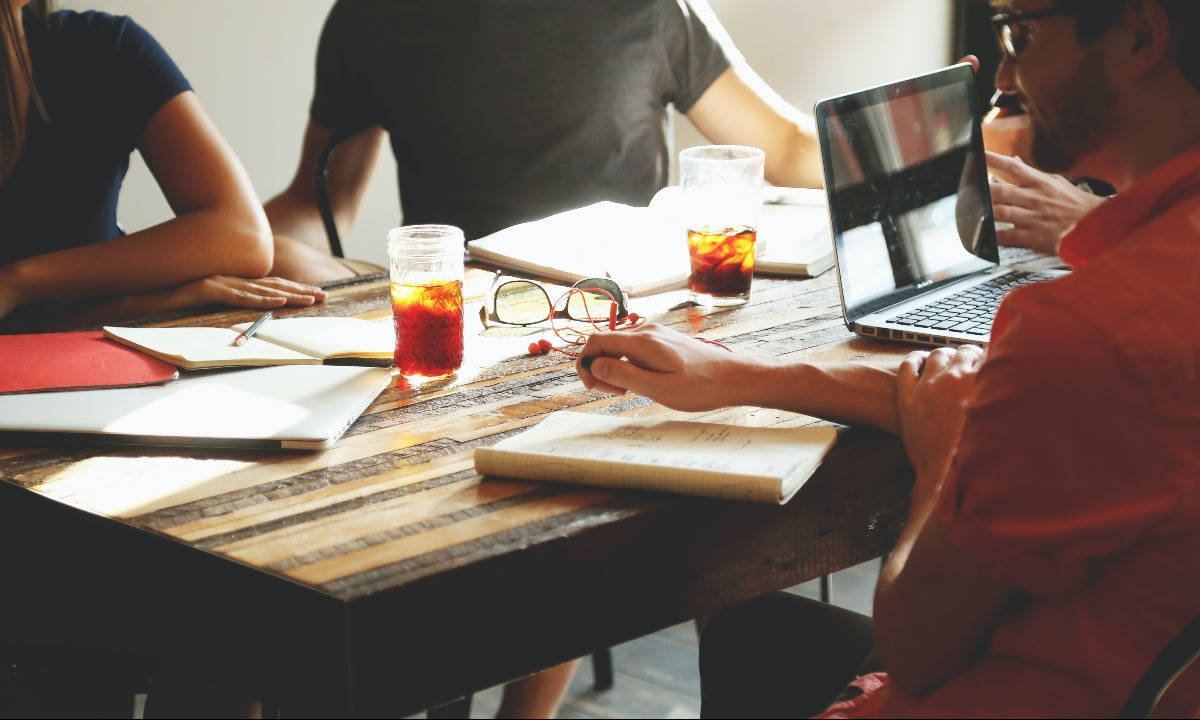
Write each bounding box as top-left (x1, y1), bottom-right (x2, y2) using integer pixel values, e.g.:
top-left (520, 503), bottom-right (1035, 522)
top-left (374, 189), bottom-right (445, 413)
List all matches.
top-left (232, 310), bottom-right (273, 347)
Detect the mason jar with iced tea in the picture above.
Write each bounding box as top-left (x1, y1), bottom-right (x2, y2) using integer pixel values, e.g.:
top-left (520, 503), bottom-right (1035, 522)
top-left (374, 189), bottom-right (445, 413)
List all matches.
top-left (387, 225), bottom-right (465, 379)
top-left (679, 145), bottom-right (765, 306)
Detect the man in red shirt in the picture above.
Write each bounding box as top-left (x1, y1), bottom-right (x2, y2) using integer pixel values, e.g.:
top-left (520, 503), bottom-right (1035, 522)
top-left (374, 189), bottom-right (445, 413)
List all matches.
top-left (575, 0), bottom-right (1200, 715)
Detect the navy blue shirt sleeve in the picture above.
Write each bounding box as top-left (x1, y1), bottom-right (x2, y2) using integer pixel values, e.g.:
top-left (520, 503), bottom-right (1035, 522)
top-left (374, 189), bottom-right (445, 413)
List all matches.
top-left (0, 9), bottom-right (192, 268)
top-left (86, 12), bottom-right (192, 150)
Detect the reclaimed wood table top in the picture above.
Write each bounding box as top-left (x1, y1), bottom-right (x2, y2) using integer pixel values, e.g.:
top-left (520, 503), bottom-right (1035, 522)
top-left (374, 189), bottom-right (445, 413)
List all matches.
top-left (0, 263), bottom-right (951, 716)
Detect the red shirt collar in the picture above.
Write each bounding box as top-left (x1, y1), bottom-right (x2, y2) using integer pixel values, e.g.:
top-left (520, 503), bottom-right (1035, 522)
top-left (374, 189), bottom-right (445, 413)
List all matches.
top-left (1059, 144), bottom-right (1200, 269)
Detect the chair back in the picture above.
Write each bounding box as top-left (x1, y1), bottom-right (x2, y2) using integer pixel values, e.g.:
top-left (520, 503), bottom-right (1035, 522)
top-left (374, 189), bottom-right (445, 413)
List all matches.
top-left (1120, 611), bottom-right (1200, 718)
top-left (314, 132), bottom-right (350, 259)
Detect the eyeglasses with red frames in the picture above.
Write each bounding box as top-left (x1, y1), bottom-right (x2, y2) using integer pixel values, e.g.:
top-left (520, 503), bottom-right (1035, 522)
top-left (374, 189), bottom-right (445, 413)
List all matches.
top-left (990, 6), bottom-right (1072, 60)
top-left (478, 271), bottom-right (630, 329)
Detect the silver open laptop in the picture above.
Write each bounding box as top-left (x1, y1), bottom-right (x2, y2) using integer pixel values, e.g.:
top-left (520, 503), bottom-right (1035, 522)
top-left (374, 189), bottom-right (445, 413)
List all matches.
top-left (0, 365), bottom-right (393, 450)
top-left (814, 63), bottom-right (1064, 347)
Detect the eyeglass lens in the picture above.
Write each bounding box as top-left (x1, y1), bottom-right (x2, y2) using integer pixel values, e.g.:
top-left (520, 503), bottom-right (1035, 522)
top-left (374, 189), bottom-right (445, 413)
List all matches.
top-left (1000, 23), bottom-right (1025, 58)
top-left (566, 286), bottom-right (620, 321)
top-left (494, 281), bottom-right (552, 325)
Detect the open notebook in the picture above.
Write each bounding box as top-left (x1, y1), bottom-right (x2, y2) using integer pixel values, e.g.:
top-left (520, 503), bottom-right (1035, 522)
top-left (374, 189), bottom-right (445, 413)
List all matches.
top-left (104, 316), bottom-right (394, 370)
top-left (474, 411), bottom-right (838, 504)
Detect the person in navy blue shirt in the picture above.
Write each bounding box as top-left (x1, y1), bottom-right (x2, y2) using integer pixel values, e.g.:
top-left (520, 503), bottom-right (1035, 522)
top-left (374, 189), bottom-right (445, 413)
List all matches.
top-left (0, 0), bottom-right (325, 327)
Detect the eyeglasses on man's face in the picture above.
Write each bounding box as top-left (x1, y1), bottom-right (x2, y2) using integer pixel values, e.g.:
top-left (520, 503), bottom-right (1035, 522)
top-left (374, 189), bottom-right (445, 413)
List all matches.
top-left (990, 6), bottom-right (1072, 60)
top-left (479, 272), bottom-right (629, 329)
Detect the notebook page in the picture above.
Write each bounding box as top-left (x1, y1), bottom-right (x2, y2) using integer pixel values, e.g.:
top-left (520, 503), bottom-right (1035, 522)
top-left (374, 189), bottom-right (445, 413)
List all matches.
top-left (229, 317), bottom-right (395, 360)
top-left (103, 326), bottom-right (316, 367)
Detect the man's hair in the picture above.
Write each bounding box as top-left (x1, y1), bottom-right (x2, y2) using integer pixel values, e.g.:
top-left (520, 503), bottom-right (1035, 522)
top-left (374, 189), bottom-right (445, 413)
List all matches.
top-left (1054, 0), bottom-right (1199, 90)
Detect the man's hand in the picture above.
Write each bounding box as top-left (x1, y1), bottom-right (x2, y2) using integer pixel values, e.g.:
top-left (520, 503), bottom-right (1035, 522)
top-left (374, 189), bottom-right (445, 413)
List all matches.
top-left (576, 323), bottom-right (747, 412)
top-left (896, 345), bottom-right (985, 493)
top-left (987, 151), bottom-right (1107, 255)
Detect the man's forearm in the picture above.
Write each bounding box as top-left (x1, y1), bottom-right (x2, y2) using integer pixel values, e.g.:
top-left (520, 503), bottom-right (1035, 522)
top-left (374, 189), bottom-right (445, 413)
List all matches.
top-left (738, 355), bottom-right (901, 433)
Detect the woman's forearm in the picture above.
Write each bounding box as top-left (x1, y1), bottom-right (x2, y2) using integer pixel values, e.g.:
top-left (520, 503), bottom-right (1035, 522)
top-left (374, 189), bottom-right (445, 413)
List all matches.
top-left (5, 205), bottom-right (271, 308)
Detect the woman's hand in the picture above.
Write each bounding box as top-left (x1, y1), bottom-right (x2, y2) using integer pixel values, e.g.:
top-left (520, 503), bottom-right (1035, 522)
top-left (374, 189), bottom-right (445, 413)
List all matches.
top-left (986, 151), bottom-right (1107, 255)
top-left (0, 269), bottom-right (22, 321)
top-left (896, 345), bottom-right (985, 494)
top-left (162, 275), bottom-right (327, 310)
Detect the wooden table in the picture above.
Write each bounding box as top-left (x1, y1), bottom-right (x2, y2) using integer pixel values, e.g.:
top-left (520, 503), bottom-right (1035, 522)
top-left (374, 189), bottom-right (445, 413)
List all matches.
top-left (0, 267), bottom-right (918, 716)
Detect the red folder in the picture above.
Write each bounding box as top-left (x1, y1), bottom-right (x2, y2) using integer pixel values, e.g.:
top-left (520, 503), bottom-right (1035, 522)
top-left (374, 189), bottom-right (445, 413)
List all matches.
top-left (0, 331), bottom-right (179, 394)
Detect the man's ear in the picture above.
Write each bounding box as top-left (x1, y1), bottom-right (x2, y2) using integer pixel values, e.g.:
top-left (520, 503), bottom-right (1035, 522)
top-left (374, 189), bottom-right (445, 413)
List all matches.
top-left (1125, 0), bottom-right (1173, 77)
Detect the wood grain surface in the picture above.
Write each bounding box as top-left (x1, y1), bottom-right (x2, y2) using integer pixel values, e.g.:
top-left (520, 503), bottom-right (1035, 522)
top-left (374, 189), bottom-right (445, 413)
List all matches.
top-left (0, 254), bottom-right (1058, 715)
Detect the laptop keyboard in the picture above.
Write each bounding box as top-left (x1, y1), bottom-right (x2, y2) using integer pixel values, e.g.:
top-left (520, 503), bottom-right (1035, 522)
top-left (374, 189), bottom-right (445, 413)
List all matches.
top-left (885, 271), bottom-right (1050, 337)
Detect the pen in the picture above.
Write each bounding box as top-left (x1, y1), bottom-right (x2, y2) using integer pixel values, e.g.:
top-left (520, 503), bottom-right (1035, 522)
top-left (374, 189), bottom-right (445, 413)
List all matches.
top-left (987, 89), bottom-right (1022, 118)
top-left (232, 310), bottom-right (272, 347)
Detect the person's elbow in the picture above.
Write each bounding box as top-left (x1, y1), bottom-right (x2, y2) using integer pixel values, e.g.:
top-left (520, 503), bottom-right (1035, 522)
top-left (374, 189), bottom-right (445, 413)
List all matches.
top-left (221, 203), bottom-right (275, 278)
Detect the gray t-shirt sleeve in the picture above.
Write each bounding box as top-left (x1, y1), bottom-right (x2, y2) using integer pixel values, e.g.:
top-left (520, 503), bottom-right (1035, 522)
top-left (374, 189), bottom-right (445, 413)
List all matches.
top-left (660, 0), bottom-right (732, 112)
top-left (310, 1), bottom-right (378, 133)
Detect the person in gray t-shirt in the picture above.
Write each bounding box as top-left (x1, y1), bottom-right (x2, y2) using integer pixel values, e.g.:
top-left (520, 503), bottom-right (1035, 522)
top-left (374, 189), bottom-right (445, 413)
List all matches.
top-left (266, 0), bottom-right (824, 284)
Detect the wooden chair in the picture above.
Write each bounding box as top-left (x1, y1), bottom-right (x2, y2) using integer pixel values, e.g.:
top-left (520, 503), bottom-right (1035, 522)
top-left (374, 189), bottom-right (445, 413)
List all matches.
top-left (313, 135), bottom-right (615, 718)
top-left (1119, 610), bottom-right (1200, 718)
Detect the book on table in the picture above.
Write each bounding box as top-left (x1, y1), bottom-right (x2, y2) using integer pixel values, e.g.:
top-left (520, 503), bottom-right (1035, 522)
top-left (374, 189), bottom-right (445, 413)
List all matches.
top-left (0, 330), bottom-right (179, 394)
top-left (755, 187), bottom-right (836, 278)
top-left (465, 201), bottom-right (690, 297)
top-left (103, 316), bottom-right (395, 370)
top-left (473, 410), bottom-right (838, 504)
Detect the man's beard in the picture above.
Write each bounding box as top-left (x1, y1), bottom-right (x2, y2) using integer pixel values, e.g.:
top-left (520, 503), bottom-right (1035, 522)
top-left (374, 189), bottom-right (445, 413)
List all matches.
top-left (1027, 46), bottom-right (1117, 174)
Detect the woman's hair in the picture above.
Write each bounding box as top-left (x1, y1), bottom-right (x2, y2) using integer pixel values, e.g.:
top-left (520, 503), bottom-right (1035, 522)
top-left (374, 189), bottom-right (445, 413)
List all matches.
top-left (1, 0), bottom-right (51, 184)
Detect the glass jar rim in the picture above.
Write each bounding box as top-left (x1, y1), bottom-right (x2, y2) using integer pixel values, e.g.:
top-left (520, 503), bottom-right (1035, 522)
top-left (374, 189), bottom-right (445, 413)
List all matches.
top-left (387, 224), bottom-right (465, 259)
top-left (679, 144), bottom-right (765, 163)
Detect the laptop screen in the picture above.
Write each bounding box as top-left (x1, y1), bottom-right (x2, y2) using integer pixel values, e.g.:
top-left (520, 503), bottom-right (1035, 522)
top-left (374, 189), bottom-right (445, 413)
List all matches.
top-left (815, 63), bottom-right (999, 320)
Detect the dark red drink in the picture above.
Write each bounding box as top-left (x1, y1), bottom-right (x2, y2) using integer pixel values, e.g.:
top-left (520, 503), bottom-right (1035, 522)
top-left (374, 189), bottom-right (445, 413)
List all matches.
top-left (687, 226), bottom-right (756, 298)
top-left (391, 279), bottom-right (464, 377)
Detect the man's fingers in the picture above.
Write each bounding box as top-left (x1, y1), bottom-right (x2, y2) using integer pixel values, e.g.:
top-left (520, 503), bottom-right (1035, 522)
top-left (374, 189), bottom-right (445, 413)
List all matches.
top-left (995, 226), bottom-right (1035, 249)
top-left (587, 356), bottom-right (663, 398)
top-left (922, 347), bottom-right (956, 377)
top-left (578, 326), bottom-right (678, 374)
top-left (897, 351), bottom-right (928, 392)
top-left (991, 202), bottom-right (1035, 226)
top-left (948, 345), bottom-right (985, 372)
top-left (988, 181), bottom-right (1038, 208)
top-left (985, 150), bottom-right (1039, 186)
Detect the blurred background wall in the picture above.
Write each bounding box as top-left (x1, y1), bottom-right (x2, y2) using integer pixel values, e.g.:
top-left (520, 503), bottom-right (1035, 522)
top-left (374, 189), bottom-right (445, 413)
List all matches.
top-left (65, 1), bottom-right (955, 267)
